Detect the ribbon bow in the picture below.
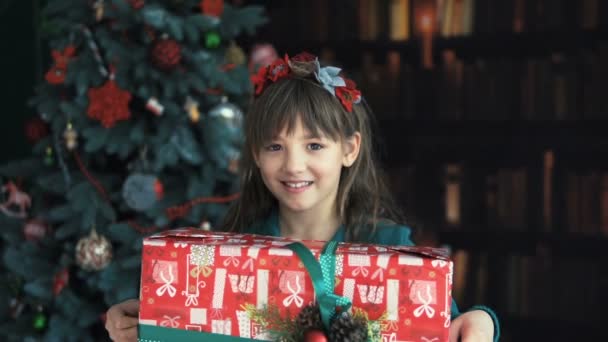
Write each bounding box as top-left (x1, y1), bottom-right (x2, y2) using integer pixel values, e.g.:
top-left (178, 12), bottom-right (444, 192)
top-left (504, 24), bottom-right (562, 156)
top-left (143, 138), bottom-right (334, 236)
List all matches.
top-left (286, 241), bottom-right (352, 330)
top-left (413, 284), bottom-right (435, 318)
top-left (160, 315), bottom-right (180, 328)
top-left (156, 266), bottom-right (177, 297)
top-left (282, 275), bottom-right (304, 307)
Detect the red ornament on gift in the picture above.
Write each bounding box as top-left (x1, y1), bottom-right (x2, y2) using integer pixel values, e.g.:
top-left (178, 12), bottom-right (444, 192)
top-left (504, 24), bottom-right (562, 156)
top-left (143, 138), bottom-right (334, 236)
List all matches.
top-left (304, 329), bottom-right (328, 342)
top-left (24, 117), bottom-right (49, 143)
top-left (53, 268), bottom-right (69, 296)
top-left (200, 0), bottom-right (223, 17)
top-left (23, 219), bottom-right (50, 241)
top-left (87, 79), bottom-right (132, 128)
top-left (151, 38), bottom-right (182, 71)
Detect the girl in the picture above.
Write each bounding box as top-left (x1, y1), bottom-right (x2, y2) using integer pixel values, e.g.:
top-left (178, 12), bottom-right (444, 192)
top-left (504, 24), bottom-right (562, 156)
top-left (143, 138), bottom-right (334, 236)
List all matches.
top-left (106, 52), bottom-right (499, 342)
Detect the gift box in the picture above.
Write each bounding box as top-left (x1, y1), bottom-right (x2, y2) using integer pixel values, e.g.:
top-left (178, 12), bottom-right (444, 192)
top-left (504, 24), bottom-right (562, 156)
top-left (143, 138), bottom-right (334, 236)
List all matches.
top-left (138, 229), bottom-right (453, 341)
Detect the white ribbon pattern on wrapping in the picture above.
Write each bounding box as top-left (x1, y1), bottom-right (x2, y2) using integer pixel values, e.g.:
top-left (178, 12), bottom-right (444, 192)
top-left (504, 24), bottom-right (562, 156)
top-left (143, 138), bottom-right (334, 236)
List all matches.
top-left (413, 284), bottom-right (435, 318)
top-left (182, 281), bottom-right (206, 306)
top-left (282, 275), bottom-right (304, 308)
top-left (371, 268), bottom-right (384, 281)
top-left (431, 259), bottom-right (447, 268)
top-left (160, 315), bottom-right (180, 328)
top-left (223, 256), bottom-right (240, 267)
top-left (352, 265), bottom-right (369, 277)
top-left (156, 265), bottom-right (177, 298)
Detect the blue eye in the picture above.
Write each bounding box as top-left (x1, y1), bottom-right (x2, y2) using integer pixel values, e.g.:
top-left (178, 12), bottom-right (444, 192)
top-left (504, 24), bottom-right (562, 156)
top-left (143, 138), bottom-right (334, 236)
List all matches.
top-left (266, 144), bottom-right (281, 151)
top-left (308, 143), bottom-right (323, 151)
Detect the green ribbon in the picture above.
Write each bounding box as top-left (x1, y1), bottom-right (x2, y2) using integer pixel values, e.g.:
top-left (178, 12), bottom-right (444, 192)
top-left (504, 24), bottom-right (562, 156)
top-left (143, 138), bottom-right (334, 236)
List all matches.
top-left (286, 241), bottom-right (352, 330)
top-left (138, 324), bottom-right (251, 341)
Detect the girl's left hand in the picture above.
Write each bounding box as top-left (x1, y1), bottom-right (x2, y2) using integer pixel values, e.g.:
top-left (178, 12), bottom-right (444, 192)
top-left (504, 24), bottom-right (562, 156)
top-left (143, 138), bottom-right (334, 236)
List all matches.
top-left (449, 310), bottom-right (494, 342)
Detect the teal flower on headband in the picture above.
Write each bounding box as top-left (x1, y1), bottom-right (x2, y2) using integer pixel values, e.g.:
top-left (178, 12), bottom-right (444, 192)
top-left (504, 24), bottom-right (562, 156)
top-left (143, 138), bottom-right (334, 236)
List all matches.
top-left (315, 66), bottom-right (346, 96)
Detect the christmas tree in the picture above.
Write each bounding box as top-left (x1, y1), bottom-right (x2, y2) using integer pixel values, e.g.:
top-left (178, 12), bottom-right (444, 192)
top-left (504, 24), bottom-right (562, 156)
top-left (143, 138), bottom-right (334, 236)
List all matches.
top-left (0, 0), bottom-right (266, 340)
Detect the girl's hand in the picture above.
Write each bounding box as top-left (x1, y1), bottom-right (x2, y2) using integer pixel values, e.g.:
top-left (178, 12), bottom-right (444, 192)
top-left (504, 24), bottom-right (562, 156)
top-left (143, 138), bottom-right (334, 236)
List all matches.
top-left (449, 310), bottom-right (494, 342)
top-left (105, 298), bottom-right (140, 342)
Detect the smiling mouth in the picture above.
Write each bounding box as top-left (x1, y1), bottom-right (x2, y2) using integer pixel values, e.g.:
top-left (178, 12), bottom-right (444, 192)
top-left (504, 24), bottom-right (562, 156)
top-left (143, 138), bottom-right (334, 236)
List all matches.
top-left (281, 181), bottom-right (313, 189)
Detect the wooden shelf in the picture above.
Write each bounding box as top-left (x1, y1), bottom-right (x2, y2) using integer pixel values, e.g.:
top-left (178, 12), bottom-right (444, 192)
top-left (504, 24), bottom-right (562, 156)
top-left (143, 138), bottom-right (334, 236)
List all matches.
top-left (438, 229), bottom-right (608, 258)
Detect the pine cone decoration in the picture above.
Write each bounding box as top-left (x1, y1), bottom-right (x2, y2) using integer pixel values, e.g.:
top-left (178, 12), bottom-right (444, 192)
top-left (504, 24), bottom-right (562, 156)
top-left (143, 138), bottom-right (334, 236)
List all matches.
top-left (151, 38), bottom-right (181, 71)
top-left (296, 304), bottom-right (324, 332)
top-left (328, 312), bottom-right (368, 342)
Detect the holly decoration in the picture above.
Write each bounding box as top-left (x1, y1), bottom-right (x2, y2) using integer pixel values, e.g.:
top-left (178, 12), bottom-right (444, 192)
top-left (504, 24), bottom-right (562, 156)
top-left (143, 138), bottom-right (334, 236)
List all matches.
top-left (23, 219), bottom-right (50, 242)
top-left (150, 37), bottom-right (181, 71)
top-left (45, 45), bottom-right (76, 85)
top-left (24, 116), bottom-right (49, 143)
top-left (75, 229), bottom-right (113, 271)
top-left (200, 0), bottom-right (223, 17)
top-left (122, 173), bottom-right (163, 211)
top-left (87, 79), bottom-right (132, 128)
top-left (53, 268), bottom-right (70, 296)
top-left (205, 31), bottom-right (221, 49)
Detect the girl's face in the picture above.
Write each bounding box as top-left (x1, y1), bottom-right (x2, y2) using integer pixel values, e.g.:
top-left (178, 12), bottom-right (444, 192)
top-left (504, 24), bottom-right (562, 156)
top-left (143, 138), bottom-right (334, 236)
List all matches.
top-left (254, 116), bottom-right (360, 217)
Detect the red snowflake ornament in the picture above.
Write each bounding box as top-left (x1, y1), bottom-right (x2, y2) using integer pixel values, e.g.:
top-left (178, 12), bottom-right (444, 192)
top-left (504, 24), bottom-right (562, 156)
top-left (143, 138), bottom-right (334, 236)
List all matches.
top-left (24, 117), bottom-right (49, 143)
top-left (87, 79), bottom-right (132, 128)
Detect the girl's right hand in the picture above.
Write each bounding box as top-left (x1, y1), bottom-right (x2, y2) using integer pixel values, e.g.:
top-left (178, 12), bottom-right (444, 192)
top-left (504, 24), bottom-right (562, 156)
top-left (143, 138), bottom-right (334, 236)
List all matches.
top-left (105, 298), bottom-right (140, 342)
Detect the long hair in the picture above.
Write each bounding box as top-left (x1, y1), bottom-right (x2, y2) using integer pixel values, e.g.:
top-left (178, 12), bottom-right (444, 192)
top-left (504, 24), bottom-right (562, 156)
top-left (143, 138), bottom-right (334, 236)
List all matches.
top-left (221, 77), bottom-right (404, 242)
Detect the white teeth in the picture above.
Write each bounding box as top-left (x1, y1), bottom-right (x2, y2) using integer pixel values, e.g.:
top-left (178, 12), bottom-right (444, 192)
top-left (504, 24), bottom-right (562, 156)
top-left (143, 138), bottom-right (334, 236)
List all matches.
top-left (284, 181), bottom-right (311, 188)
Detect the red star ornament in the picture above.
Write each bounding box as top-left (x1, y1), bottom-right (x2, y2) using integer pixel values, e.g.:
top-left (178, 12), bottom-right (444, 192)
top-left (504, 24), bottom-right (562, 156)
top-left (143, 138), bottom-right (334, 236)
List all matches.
top-left (87, 79), bottom-right (132, 128)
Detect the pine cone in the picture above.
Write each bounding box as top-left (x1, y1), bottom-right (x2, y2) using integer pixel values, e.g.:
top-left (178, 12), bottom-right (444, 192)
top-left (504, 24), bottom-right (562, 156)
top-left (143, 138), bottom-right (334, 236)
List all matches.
top-left (328, 312), bottom-right (368, 342)
top-left (296, 304), bottom-right (323, 332)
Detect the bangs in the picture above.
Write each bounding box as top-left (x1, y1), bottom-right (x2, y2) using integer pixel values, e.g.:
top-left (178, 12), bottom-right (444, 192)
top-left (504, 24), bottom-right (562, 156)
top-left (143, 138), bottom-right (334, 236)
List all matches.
top-left (247, 78), bottom-right (345, 151)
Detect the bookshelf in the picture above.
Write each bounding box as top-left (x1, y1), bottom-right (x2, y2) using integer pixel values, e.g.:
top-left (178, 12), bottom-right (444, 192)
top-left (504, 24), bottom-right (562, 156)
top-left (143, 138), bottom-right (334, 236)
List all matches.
top-left (241, 0), bottom-right (608, 340)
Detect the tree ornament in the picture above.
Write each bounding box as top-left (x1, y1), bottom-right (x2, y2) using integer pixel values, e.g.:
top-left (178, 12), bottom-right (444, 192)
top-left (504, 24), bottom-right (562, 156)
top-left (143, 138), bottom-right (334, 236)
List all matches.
top-left (45, 45), bottom-right (77, 85)
top-left (24, 116), bottom-right (49, 143)
top-left (87, 79), bottom-right (132, 128)
top-left (304, 330), bottom-right (328, 342)
top-left (93, 0), bottom-right (105, 21)
top-left (122, 173), bottom-right (163, 211)
top-left (23, 219), bottom-right (50, 242)
top-left (208, 97), bottom-right (243, 129)
top-left (249, 43), bottom-right (278, 72)
top-left (328, 311), bottom-right (368, 342)
top-left (76, 228), bottom-right (113, 271)
top-left (63, 122), bottom-right (78, 151)
top-left (200, 0), bottom-right (224, 17)
top-left (0, 181), bottom-right (31, 219)
top-left (225, 40), bottom-right (246, 65)
top-left (128, 0), bottom-right (145, 9)
top-left (9, 298), bottom-right (25, 319)
top-left (205, 31), bottom-right (221, 49)
top-left (184, 96), bottom-right (200, 123)
top-left (146, 97), bottom-right (164, 116)
top-left (151, 37), bottom-right (182, 71)
top-left (32, 305), bottom-right (47, 331)
top-left (44, 146), bottom-right (54, 166)
top-left (53, 268), bottom-right (69, 296)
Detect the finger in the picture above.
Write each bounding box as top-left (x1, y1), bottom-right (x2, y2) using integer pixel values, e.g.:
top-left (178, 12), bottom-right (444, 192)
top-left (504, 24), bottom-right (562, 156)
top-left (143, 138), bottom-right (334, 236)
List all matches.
top-left (449, 317), bottom-right (463, 342)
top-left (122, 299), bottom-right (140, 316)
top-left (116, 326), bottom-right (139, 342)
top-left (459, 325), bottom-right (492, 342)
top-left (116, 315), bottom-right (139, 329)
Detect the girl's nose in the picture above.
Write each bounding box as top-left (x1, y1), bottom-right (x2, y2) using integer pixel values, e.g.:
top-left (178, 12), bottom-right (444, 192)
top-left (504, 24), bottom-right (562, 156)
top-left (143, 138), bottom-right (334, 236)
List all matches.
top-left (282, 149), bottom-right (306, 174)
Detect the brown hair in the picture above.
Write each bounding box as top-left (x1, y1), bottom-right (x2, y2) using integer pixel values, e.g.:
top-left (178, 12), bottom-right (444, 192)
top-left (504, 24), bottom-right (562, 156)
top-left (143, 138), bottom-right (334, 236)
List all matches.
top-left (221, 76), bottom-right (404, 242)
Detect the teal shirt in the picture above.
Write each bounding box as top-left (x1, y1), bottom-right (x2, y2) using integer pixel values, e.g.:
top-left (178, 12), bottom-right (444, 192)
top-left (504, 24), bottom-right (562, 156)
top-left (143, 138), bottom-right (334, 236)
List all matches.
top-left (247, 210), bottom-right (500, 342)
